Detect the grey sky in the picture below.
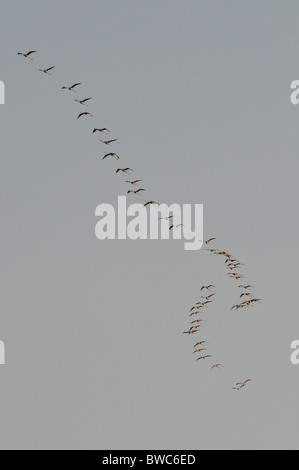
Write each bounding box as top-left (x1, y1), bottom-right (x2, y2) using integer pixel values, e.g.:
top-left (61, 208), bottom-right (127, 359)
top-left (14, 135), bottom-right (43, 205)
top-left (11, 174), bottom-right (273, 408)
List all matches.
top-left (0, 0), bottom-right (298, 450)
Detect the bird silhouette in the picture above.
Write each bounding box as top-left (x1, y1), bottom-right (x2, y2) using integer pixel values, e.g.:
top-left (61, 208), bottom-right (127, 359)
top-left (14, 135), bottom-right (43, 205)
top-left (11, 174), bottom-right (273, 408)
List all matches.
top-left (144, 201), bottom-right (159, 207)
top-left (62, 83), bottom-right (81, 91)
top-left (127, 189), bottom-right (146, 195)
top-left (211, 364), bottom-right (224, 372)
top-left (126, 180), bottom-right (142, 185)
top-left (37, 66), bottom-right (55, 75)
top-left (102, 153), bottom-right (119, 160)
top-left (196, 355), bottom-right (213, 361)
top-left (116, 168), bottom-right (133, 175)
top-left (200, 285), bottom-right (215, 291)
top-left (98, 139), bottom-right (117, 146)
top-left (74, 97), bottom-right (92, 106)
top-left (236, 379), bottom-right (252, 387)
top-left (202, 238), bottom-right (216, 245)
top-left (18, 50), bottom-right (37, 59)
top-left (77, 112), bottom-right (93, 119)
top-left (93, 128), bottom-right (110, 134)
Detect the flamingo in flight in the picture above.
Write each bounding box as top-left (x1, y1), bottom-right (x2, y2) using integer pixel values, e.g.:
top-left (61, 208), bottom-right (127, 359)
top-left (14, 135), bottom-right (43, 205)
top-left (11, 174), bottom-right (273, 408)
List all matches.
top-left (159, 216), bottom-right (174, 221)
top-left (169, 224), bottom-right (184, 230)
top-left (127, 189), bottom-right (146, 195)
top-left (201, 294), bottom-right (215, 301)
top-left (193, 348), bottom-right (207, 354)
top-left (116, 168), bottom-right (133, 175)
top-left (18, 50), bottom-right (37, 59)
top-left (74, 97), bottom-right (92, 106)
top-left (62, 83), bottom-right (81, 92)
top-left (77, 112), bottom-right (93, 119)
top-left (190, 319), bottom-right (206, 325)
top-left (236, 379), bottom-right (252, 387)
top-left (102, 153), bottom-right (119, 160)
top-left (202, 238), bottom-right (216, 245)
top-left (211, 364), bottom-right (224, 372)
top-left (99, 139), bottom-right (117, 146)
top-left (93, 128), bottom-right (110, 134)
top-left (201, 285), bottom-right (215, 292)
top-left (37, 66), bottom-right (55, 75)
top-left (196, 301), bottom-right (212, 307)
top-left (144, 201), bottom-right (159, 207)
top-left (126, 180), bottom-right (142, 185)
top-left (196, 355), bottom-right (213, 361)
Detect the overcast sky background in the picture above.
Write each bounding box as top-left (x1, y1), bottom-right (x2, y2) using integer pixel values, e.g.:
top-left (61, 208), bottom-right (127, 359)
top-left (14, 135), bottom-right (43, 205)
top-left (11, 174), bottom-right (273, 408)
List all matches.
top-left (0, 0), bottom-right (299, 450)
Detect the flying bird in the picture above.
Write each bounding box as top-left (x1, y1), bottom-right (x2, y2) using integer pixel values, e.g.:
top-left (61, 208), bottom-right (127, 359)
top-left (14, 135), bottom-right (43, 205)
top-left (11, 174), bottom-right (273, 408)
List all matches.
top-left (17, 50), bottom-right (37, 59)
top-left (241, 299), bottom-right (262, 307)
top-left (190, 306), bottom-right (205, 312)
top-left (240, 292), bottom-right (253, 298)
top-left (211, 364), bottom-right (224, 372)
top-left (201, 294), bottom-right (216, 300)
top-left (196, 355), bottom-right (213, 361)
top-left (62, 83), bottom-right (81, 91)
top-left (201, 285), bottom-right (215, 291)
top-left (202, 238), bottom-right (216, 245)
top-left (116, 168), bottom-right (133, 174)
top-left (74, 97), bottom-right (92, 106)
top-left (192, 348), bottom-right (207, 354)
top-left (159, 216), bottom-right (174, 221)
top-left (206, 249), bottom-right (220, 254)
top-left (144, 201), bottom-right (160, 207)
top-left (194, 341), bottom-right (208, 348)
top-left (192, 325), bottom-right (202, 330)
top-left (189, 311), bottom-right (205, 317)
top-left (190, 306), bottom-right (205, 313)
top-left (228, 262), bottom-right (243, 268)
top-left (183, 330), bottom-right (198, 335)
top-left (231, 304), bottom-right (247, 311)
top-left (98, 139), bottom-right (117, 146)
top-left (77, 112), bottom-right (93, 119)
top-left (228, 274), bottom-right (244, 280)
top-left (37, 66), bottom-right (55, 75)
top-left (127, 189), bottom-right (146, 195)
top-left (126, 180), bottom-right (142, 185)
top-left (218, 251), bottom-right (232, 258)
top-left (236, 379), bottom-right (252, 387)
top-left (102, 153), bottom-right (119, 160)
top-left (93, 128), bottom-right (110, 134)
